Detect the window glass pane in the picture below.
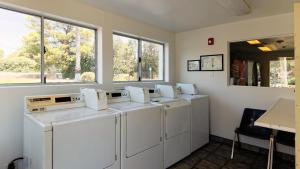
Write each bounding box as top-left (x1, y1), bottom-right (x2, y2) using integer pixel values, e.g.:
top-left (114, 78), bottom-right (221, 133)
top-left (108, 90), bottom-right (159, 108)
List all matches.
top-left (0, 8), bottom-right (41, 84)
top-left (270, 57), bottom-right (295, 88)
top-left (44, 19), bottom-right (96, 83)
top-left (141, 41), bottom-right (164, 81)
top-left (113, 34), bottom-right (138, 81)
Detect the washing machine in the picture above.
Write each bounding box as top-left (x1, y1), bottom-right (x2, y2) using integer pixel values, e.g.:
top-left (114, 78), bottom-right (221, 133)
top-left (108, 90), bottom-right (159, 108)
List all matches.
top-left (23, 91), bottom-right (120, 169)
top-left (151, 85), bottom-right (191, 168)
top-left (107, 89), bottom-right (164, 169)
top-left (176, 83), bottom-right (210, 152)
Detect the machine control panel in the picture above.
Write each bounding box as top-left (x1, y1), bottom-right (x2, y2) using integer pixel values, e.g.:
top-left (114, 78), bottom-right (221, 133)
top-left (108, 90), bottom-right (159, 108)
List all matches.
top-left (25, 93), bottom-right (83, 113)
top-left (107, 90), bottom-right (130, 103)
top-left (149, 88), bottom-right (161, 98)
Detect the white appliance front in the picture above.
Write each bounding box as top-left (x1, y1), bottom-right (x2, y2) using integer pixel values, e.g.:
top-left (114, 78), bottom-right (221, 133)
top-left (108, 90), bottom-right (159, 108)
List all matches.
top-left (179, 94), bottom-right (209, 152)
top-left (125, 107), bottom-right (162, 157)
top-left (52, 114), bottom-right (118, 169)
top-left (190, 96), bottom-right (209, 152)
top-left (163, 100), bottom-right (191, 168)
top-left (109, 102), bottom-right (164, 169)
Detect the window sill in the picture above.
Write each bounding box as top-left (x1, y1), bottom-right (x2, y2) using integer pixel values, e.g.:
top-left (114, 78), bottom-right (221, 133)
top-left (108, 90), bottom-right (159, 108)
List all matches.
top-left (0, 82), bottom-right (98, 89)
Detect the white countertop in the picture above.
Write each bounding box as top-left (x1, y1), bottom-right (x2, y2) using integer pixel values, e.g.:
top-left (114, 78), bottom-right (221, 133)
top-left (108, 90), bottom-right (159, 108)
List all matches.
top-left (255, 98), bottom-right (295, 133)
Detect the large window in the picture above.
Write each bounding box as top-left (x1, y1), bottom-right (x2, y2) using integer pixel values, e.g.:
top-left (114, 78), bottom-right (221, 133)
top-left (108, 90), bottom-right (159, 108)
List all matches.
top-left (113, 33), bottom-right (164, 82)
top-left (0, 7), bottom-right (96, 84)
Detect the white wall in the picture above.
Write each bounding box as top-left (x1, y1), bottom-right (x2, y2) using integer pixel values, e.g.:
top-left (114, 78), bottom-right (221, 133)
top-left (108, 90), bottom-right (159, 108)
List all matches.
top-left (0, 0), bottom-right (175, 168)
top-left (176, 13), bottom-right (295, 153)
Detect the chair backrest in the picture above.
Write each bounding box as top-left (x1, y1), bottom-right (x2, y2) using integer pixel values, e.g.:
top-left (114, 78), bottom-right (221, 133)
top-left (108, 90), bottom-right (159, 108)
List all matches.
top-left (239, 108), bottom-right (271, 139)
top-left (240, 108), bottom-right (266, 128)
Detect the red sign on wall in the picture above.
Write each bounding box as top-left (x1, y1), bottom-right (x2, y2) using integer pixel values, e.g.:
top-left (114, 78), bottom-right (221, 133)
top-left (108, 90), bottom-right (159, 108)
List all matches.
top-left (208, 38), bottom-right (214, 45)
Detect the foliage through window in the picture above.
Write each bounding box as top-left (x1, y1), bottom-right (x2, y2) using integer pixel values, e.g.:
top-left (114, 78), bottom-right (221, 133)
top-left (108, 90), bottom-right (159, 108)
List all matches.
top-left (113, 33), bottom-right (164, 82)
top-left (44, 19), bottom-right (96, 83)
top-left (141, 41), bottom-right (164, 81)
top-left (113, 35), bottom-right (138, 81)
top-left (0, 8), bottom-right (41, 84)
top-left (270, 58), bottom-right (295, 88)
top-left (0, 7), bottom-right (96, 84)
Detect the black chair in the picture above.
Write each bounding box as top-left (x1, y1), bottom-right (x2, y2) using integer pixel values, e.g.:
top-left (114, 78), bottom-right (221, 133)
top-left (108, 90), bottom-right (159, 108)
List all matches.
top-left (276, 131), bottom-right (295, 147)
top-left (231, 108), bottom-right (272, 159)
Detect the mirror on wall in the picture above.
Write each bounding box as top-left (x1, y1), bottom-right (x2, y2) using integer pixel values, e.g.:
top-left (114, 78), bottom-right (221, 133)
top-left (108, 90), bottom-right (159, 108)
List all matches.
top-left (229, 35), bottom-right (295, 88)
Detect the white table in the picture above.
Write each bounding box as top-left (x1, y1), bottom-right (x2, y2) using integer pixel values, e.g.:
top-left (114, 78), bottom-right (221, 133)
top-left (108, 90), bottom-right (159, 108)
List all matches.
top-left (255, 98), bottom-right (295, 169)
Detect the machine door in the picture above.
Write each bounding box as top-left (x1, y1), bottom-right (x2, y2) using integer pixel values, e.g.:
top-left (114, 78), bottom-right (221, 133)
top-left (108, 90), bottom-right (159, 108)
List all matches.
top-left (191, 97), bottom-right (209, 152)
top-left (126, 106), bottom-right (162, 157)
top-left (165, 102), bottom-right (190, 140)
top-left (52, 115), bottom-right (117, 169)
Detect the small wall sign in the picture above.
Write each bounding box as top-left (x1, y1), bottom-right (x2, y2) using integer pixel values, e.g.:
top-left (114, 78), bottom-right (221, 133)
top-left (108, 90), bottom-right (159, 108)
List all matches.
top-left (208, 38), bottom-right (214, 45)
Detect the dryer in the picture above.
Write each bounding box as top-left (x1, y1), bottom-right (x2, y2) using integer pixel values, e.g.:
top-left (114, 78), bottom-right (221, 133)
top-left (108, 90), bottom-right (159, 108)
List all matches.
top-left (107, 89), bottom-right (164, 169)
top-left (177, 83), bottom-right (210, 152)
top-left (23, 92), bottom-right (120, 169)
top-left (151, 85), bottom-right (191, 168)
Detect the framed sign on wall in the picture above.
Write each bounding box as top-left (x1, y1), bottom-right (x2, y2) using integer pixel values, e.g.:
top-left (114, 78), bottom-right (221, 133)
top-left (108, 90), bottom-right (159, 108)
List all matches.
top-left (187, 60), bottom-right (201, 71)
top-left (200, 54), bottom-right (224, 71)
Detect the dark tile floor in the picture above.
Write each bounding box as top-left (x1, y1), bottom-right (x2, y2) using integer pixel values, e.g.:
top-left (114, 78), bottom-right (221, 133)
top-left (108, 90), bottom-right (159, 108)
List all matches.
top-left (168, 141), bottom-right (295, 169)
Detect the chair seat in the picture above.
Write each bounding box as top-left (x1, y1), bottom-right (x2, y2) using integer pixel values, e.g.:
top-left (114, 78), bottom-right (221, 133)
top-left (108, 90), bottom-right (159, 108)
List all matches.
top-left (236, 127), bottom-right (271, 140)
top-left (276, 131), bottom-right (295, 147)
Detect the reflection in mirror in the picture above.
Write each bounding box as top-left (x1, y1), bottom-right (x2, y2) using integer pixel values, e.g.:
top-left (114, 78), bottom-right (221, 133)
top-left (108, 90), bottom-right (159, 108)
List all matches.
top-left (229, 35), bottom-right (294, 88)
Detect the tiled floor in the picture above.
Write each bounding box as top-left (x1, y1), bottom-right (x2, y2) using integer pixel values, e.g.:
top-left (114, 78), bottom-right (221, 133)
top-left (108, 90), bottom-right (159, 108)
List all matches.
top-left (168, 141), bottom-right (295, 169)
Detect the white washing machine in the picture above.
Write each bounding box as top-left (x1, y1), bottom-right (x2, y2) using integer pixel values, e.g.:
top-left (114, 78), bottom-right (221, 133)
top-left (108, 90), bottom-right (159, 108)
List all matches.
top-left (107, 89), bottom-right (164, 169)
top-left (23, 92), bottom-right (120, 169)
top-left (151, 85), bottom-right (191, 168)
top-left (177, 83), bottom-right (210, 152)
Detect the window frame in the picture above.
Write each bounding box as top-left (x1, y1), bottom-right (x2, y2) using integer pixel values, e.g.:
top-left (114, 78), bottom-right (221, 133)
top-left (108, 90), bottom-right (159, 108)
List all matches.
top-left (0, 6), bottom-right (98, 86)
top-left (113, 32), bottom-right (165, 83)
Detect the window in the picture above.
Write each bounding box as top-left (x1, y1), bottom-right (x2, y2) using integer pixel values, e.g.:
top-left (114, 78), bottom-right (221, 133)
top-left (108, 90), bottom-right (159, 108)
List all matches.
top-left (44, 19), bottom-right (96, 83)
top-left (113, 34), bottom-right (138, 81)
top-left (0, 8), bottom-right (41, 84)
top-left (141, 40), bottom-right (164, 81)
top-left (113, 33), bottom-right (164, 82)
top-left (0, 7), bottom-right (97, 84)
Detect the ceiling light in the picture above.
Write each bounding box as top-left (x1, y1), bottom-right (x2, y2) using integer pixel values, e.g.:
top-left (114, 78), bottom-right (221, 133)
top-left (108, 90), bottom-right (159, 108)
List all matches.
top-left (258, 47), bottom-right (272, 52)
top-left (247, 40), bottom-right (261, 45)
top-left (215, 0), bottom-right (251, 16)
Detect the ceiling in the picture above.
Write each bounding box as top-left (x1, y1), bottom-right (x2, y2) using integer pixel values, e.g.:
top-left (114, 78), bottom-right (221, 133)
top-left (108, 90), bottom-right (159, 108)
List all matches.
top-left (78, 0), bottom-right (298, 32)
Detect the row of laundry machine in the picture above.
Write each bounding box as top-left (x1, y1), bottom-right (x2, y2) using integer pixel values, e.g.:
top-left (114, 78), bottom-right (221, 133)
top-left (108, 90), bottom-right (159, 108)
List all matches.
top-left (23, 83), bottom-right (209, 169)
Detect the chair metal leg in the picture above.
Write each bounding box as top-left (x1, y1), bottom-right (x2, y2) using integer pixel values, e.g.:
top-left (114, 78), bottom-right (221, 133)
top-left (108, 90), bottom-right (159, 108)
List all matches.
top-left (270, 137), bottom-right (274, 169)
top-left (237, 133), bottom-right (241, 148)
top-left (267, 135), bottom-right (274, 169)
top-left (231, 133), bottom-right (237, 159)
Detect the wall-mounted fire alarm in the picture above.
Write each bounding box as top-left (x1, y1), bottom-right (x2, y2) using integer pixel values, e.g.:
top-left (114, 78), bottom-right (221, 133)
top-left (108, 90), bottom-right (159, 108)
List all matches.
top-left (208, 38), bottom-right (214, 45)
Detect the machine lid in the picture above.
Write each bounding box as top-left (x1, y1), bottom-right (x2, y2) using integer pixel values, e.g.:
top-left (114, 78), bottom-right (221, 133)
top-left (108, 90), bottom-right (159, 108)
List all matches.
top-left (109, 101), bottom-right (161, 111)
top-left (27, 107), bottom-right (120, 126)
top-left (178, 94), bottom-right (208, 100)
top-left (150, 97), bottom-right (182, 103)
